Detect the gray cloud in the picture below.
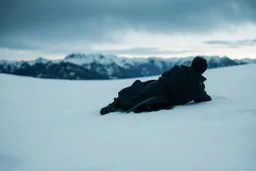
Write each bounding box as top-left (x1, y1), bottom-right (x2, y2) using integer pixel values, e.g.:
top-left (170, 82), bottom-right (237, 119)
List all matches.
top-left (94, 47), bottom-right (191, 55)
top-left (0, 0), bottom-right (256, 51)
top-left (204, 38), bottom-right (256, 47)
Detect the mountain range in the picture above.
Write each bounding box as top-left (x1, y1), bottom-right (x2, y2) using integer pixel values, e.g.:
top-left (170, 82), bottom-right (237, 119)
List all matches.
top-left (0, 54), bottom-right (255, 80)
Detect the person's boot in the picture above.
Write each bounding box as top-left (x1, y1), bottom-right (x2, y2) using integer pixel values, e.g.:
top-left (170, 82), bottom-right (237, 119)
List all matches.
top-left (100, 102), bottom-right (118, 115)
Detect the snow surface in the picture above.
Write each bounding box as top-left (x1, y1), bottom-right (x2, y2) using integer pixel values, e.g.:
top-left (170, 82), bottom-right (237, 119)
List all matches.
top-left (0, 64), bottom-right (256, 171)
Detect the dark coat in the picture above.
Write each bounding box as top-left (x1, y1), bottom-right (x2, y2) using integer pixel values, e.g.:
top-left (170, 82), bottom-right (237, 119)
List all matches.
top-left (116, 65), bottom-right (211, 113)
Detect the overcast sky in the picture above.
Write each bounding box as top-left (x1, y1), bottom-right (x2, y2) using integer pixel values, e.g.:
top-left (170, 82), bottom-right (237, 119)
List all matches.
top-left (0, 0), bottom-right (256, 60)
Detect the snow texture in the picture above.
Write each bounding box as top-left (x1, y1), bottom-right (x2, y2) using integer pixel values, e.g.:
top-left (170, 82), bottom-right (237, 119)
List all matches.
top-left (0, 64), bottom-right (256, 171)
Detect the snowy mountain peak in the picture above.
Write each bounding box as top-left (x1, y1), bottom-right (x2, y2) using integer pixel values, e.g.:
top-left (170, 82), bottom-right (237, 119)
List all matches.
top-left (27, 57), bottom-right (49, 66)
top-left (0, 54), bottom-right (256, 80)
top-left (65, 53), bottom-right (91, 60)
top-left (35, 57), bottom-right (48, 63)
top-left (64, 53), bottom-right (126, 66)
top-left (65, 53), bottom-right (116, 61)
top-left (0, 59), bottom-right (7, 64)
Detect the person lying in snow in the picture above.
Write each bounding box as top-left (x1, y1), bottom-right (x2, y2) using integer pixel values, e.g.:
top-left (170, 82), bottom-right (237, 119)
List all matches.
top-left (100, 56), bottom-right (212, 115)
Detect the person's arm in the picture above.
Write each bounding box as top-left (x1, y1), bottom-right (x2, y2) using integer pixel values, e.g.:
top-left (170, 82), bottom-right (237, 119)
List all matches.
top-left (194, 83), bottom-right (212, 102)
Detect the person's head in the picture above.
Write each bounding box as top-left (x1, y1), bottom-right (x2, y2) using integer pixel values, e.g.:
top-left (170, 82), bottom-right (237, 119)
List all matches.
top-left (190, 56), bottom-right (208, 74)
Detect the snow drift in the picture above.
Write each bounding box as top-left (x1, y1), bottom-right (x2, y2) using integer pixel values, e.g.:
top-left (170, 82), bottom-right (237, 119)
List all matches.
top-left (0, 64), bottom-right (256, 171)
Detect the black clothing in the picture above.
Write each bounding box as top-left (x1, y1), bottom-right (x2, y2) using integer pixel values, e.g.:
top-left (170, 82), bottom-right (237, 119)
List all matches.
top-left (101, 65), bottom-right (211, 114)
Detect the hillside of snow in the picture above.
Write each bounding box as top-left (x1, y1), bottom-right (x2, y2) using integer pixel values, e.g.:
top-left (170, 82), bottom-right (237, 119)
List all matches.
top-left (0, 64), bottom-right (256, 171)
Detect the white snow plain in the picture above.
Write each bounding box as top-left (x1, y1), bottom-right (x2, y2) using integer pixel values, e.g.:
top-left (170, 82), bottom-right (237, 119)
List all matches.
top-left (0, 64), bottom-right (256, 171)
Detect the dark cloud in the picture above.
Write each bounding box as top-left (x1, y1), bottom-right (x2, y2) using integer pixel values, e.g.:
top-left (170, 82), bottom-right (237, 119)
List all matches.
top-left (204, 38), bottom-right (256, 47)
top-left (0, 0), bottom-right (256, 50)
